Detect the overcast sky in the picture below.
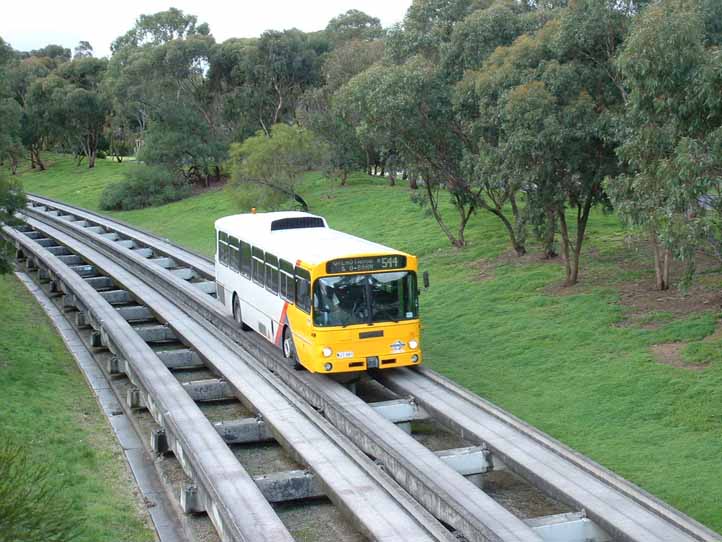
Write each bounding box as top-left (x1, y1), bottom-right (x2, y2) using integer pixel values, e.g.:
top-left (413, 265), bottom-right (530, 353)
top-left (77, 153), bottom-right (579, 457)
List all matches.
top-left (1, 0), bottom-right (412, 58)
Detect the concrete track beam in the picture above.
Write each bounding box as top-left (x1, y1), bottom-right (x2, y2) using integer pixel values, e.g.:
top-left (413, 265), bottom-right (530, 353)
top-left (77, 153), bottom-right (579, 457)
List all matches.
top-left (526, 512), bottom-right (610, 542)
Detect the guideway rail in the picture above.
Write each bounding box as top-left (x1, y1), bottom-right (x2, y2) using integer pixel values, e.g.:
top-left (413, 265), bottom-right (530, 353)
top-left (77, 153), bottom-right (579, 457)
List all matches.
top-left (23, 194), bottom-right (722, 542)
top-left (3, 224), bottom-right (292, 542)
top-left (13, 216), bottom-right (456, 542)
top-left (23, 198), bottom-right (549, 542)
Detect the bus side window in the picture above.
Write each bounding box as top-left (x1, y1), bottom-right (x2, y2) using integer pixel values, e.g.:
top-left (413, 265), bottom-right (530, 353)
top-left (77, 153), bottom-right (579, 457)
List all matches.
top-left (229, 237), bottom-right (239, 272)
top-left (295, 267), bottom-right (311, 313)
top-left (219, 232), bottom-right (228, 266)
top-left (280, 259), bottom-right (294, 302)
top-left (240, 241), bottom-right (251, 278)
top-left (252, 247), bottom-right (265, 286)
top-left (265, 254), bottom-right (279, 294)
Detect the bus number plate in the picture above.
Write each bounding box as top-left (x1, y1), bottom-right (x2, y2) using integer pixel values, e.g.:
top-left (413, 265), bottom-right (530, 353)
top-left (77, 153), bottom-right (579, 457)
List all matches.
top-left (336, 351), bottom-right (353, 359)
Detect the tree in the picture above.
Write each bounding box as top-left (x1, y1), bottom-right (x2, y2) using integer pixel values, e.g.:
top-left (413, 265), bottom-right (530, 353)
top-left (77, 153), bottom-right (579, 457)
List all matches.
top-left (60, 87), bottom-right (111, 168)
top-left (468, 0), bottom-right (628, 282)
top-left (228, 124), bottom-right (327, 211)
top-left (73, 41), bottom-right (93, 59)
top-left (325, 10), bottom-right (384, 43)
top-left (0, 174), bottom-right (26, 274)
top-left (609, 0), bottom-right (722, 290)
top-left (111, 7), bottom-right (209, 52)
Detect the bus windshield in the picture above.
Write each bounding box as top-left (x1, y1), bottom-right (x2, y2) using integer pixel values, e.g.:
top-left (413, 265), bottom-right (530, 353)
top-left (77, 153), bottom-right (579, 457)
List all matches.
top-left (313, 271), bottom-right (418, 327)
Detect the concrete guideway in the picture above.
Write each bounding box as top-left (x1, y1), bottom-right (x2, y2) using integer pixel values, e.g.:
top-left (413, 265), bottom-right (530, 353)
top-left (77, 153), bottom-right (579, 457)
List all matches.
top-left (376, 367), bottom-right (722, 542)
top-left (12, 217), bottom-right (456, 542)
top-left (5, 225), bottom-right (294, 542)
top-left (20, 196), bottom-right (722, 542)
top-left (21, 204), bottom-right (555, 542)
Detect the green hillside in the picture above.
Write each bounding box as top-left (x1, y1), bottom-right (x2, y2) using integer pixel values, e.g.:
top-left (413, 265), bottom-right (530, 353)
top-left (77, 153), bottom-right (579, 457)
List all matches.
top-left (15, 156), bottom-right (722, 532)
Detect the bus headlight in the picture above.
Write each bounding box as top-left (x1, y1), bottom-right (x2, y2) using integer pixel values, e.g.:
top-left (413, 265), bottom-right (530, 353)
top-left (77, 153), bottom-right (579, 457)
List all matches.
top-left (409, 339), bottom-right (418, 350)
top-left (322, 347), bottom-right (333, 358)
top-left (411, 354), bottom-right (419, 363)
top-left (324, 362), bottom-right (333, 371)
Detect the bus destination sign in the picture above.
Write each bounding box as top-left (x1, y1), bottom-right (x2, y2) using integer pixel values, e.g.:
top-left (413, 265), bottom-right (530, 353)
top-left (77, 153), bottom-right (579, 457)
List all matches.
top-left (326, 255), bottom-right (407, 274)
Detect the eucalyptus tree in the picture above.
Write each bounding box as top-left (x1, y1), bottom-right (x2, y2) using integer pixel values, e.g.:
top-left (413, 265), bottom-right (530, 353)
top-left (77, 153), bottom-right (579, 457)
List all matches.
top-left (609, 0), bottom-right (722, 290)
top-left (325, 9), bottom-right (384, 43)
top-left (0, 38), bottom-right (23, 174)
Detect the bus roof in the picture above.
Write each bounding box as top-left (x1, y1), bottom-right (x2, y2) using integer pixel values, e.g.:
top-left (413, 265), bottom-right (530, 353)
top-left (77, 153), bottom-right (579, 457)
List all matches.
top-left (214, 211), bottom-right (409, 267)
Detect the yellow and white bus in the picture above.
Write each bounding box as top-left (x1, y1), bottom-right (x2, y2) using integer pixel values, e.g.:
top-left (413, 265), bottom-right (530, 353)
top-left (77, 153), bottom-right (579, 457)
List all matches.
top-left (214, 211), bottom-right (422, 373)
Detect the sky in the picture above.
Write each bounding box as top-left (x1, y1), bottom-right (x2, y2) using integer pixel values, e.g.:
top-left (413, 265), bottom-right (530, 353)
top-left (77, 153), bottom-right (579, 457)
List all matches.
top-left (1, 0), bottom-right (412, 58)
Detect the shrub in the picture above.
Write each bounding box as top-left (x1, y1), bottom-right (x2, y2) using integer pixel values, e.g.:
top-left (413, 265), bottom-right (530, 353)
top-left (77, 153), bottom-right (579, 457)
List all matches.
top-left (99, 165), bottom-right (191, 211)
top-left (0, 442), bottom-right (84, 542)
top-left (95, 150), bottom-right (107, 160)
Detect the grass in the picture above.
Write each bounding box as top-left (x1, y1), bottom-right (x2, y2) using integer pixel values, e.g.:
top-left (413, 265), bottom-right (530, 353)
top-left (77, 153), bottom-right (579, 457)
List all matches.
top-left (0, 273), bottom-right (155, 542)
top-left (14, 156), bottom-right (722, 532)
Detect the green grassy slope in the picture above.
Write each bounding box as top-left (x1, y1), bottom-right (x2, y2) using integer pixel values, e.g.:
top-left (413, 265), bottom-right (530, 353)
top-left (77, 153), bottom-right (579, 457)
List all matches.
top-left (0, 273), bottom-right (154, 542)
top-left (17, 156), bottom-right (722, 531)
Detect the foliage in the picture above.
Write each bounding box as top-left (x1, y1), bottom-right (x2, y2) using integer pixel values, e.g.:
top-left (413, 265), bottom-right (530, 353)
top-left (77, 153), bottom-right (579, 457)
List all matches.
top-left (0, 442), bottom-right (84, 542)
top-left (609, 0), bottom-right (722, 290)
top-left (228, 123), bottom-right (327, 210)
top-left (325, 9), bottom-right (384, 43)
top-left (0, 174), bottom-right (27, 274)
top-left (99, 164), bottom-right (191, 210)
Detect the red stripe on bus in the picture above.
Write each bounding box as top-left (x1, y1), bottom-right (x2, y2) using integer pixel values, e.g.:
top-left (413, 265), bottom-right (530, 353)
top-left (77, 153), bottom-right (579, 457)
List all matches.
top-left (274, 302), bottom-right (289, 346)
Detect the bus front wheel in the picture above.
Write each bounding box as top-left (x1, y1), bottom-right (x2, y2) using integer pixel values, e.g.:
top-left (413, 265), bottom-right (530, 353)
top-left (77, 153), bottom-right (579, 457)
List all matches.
top-left (233, 295), bottom-right (251, 331)
top-left (283, 327), bottom-right (302, 371)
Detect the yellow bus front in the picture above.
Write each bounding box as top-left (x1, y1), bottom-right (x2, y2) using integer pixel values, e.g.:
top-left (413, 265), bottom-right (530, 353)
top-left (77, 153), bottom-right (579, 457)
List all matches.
top-left (288, 254), bottom-right (422, 373)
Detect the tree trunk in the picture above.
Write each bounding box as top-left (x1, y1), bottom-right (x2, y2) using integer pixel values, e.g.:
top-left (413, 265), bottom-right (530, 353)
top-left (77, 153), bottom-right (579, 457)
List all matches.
top-left (340, 171), bottom-right (347, 186)
top-left (31, 147), bottom-right (45, 171)
top-left (543, 207), bottom-right (557, 259)
top-left (10, 157), bottom-right (18, 175)
top-left (388, 173), bottom-right (396, 187)
top-left (487, 206), bottom-right (526, 256)
top-left (409, 177), bottom-right (418, 190)
top-left (88, 150), bottom-right (96, 169)
top-left (651, 232), bottom-right (671, 290)
top-left (558, 210), bottom-right (573, 284)
top-left (425, 182), bottom-right (463, 247)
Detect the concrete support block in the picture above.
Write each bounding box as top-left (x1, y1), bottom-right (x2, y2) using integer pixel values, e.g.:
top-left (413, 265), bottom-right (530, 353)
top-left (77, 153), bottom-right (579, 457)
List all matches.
top-left (68, 264), bottom-right (97, 278)
top-left (24, 231), bottom-right (44, 240)
top-left (182, 379), bottom-right (234, 402)
top-left (194, 281), bottom-right (216, 295)
top-left (213, 417), bottom-right (273, 444)
top-left (75, 310), bottom-right (89, 328)
top-left (133, 324), bottom-right (177, 343)
top-left (180, 484), bottom-right (207, 514)
top-left (171, 268), bottom-right (195, 281)
top-left (46, 246), bottom-right (71, 256)
top-left (132, 247), bottom-right (153, 258)
top-left (34, 238), bottom-right (55, 247)
top-left (62, 293), bottom-right (77, 309)
top-left (116, 305), bottom-right (153, 322)
top-left (126, 386), bottom-right (146, 409)
top-left (57, 254), bottom-right (83, 265)
top-left (90, 330), bottom-right (104, 347)
top-left (84, 276), bottom-right (113, 290)
top-left (149, 257), bottom-right (174, 268)
top-left (155, 349), bottom-right (204, 370)
top-left (436, 446), bottom-right (493, 477)
top-left (100, 289), bottom-right (132, 305)
top-left (117, 239), bottom-right (136, 249)
top-left (526, 512), bottom-right (610, 542)
top-left (38, 267), bottom-right (51, 282)
top-left (25, 257), bottom-right (38, 271)
top-left (106, 355), bottom-right (121, 375)
top-left (254, 470), bottom-right (324, 503)
top-left (151, 428), bottom-right (169, 454)
top-left (370, 398), bottom-right (431, 425)
top-left (100, 232), bottom-right (119, 241)
top-left (86, 226), bottom-right (105, 234)
top-left (70, 219), bottom-right (88, 227)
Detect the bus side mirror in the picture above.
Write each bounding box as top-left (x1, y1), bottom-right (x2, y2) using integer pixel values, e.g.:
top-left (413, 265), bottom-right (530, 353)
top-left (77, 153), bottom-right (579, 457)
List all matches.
top-left (423, 271), bottom-right (430, 289)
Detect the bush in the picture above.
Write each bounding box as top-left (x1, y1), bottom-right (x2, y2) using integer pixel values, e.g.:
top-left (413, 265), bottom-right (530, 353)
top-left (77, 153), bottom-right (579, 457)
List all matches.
top-left (95, 150), bottom-right (107, 160)
top-left (99, 165), bottom-right (192, 211)
top-left (0, 442), bottom-right (84, 542)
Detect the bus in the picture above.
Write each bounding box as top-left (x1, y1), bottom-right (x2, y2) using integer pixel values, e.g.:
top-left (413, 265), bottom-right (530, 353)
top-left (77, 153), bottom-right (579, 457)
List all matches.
top-left (214, 211), bottom-right (422, 373)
